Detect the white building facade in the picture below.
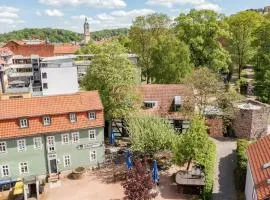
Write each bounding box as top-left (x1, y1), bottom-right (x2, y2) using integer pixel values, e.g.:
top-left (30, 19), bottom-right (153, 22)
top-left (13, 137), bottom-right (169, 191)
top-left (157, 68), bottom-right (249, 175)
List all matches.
top-left (40, 56), bottom-right (79, 96)
top-left (245, 162), bottom-right (257, 200)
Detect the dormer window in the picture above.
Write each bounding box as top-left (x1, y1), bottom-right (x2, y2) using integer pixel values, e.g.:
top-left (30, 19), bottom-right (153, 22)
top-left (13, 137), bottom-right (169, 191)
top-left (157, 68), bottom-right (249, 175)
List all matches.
top-left (43, 116), bottom-right (51, 126)
top-left (144, 101), bottom-right (157, 109)
top-left (88, 112), bottom-right (96, 120)
top-left (19, 118), bottom-right (28, 128)
top-left (69, 113), bottom-right (77, 123)
top-left (174, 96), bottom-right (182, 111)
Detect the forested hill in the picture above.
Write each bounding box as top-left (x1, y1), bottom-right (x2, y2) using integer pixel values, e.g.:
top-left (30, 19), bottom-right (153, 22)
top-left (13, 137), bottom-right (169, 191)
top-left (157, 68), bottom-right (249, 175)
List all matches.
top-left (0, 28), bottom-right (129, 43)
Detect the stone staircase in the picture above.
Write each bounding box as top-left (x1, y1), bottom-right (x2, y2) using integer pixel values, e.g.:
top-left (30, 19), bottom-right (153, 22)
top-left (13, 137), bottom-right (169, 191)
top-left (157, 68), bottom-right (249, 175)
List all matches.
top-left (47, 173), bottom-right (59, 183)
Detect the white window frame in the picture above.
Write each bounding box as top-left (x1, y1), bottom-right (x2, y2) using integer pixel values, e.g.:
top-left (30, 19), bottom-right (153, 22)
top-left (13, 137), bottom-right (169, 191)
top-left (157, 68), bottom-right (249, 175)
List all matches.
top-left (47, 136), bottom-right (55, 153)
top-left (19, 162), bottom-right (29, 174)
top-left (89, 150), bottom-right (97, 162)
top-left (43, 116), bottom-right (51, 126)
top-left (33, 137), bottom-right (42, 149)
top-left (69, 113), bottom-right (77, 123)
top-left (63, 155), bottom-right (71, 167)
top-left (88, 112), bottom-right (96, 120)
top-left (1, 164), bottom-right (10, 176)
top-left (19, 118), bottom-right (28, 128)
top-left (17, 139), bottom-right (26, 152)
top-left (61, 134), bottom-right (69, 144)
top-left (88, 130), bottom-right (96, 141)
top-left (71, 132), bottom-right (80, 144)
top-left (0, 141), bottom-right (7, 153)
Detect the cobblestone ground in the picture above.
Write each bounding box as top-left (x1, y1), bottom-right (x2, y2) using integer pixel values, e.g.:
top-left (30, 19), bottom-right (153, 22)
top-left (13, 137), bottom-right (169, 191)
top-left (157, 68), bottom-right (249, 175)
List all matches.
top-left (212, 138), bottom-right (237, 200)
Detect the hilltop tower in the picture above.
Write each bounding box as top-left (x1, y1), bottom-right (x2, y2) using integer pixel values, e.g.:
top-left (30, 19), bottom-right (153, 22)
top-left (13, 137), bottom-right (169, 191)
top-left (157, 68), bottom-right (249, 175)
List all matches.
top-left (84, 17), bottom-right (90, 44)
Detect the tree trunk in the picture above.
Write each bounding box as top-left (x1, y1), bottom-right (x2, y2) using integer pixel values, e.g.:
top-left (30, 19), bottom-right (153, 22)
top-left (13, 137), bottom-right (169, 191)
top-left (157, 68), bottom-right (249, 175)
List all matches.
top-left (186, 157), bottom-right (192, 171)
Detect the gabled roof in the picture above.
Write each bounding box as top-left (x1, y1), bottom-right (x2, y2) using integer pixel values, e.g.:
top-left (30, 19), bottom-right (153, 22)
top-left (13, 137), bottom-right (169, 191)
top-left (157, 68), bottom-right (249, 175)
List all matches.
top-left (0, 91), bottom-right (103, 120)
top-left (0, 91), bottom-right (104, 139)
top-left (247, 135), bottom-right (270, 199)
top-left (137, 84), bottom-right (194, 119)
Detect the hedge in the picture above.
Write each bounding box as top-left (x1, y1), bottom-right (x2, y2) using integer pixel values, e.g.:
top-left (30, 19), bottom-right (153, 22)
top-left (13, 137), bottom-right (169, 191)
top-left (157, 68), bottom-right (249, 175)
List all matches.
top-left (235, 139), bottom-right (249, 191)
top-left (201, 140), bottom-right (217, 200)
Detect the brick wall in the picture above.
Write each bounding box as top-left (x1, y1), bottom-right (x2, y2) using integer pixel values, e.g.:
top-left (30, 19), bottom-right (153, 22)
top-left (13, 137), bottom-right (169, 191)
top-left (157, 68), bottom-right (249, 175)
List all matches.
top-left (206, 117), bottom-right (223, 137)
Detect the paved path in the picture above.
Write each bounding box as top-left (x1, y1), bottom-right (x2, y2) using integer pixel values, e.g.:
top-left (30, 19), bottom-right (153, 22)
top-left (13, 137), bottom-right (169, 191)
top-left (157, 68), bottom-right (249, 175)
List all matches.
top-left (212, 138), bottom-right (237, 200)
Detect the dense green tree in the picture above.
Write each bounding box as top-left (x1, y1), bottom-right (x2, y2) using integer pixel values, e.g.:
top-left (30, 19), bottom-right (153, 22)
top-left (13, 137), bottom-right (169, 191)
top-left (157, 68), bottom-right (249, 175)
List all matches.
top-left (175, 9), bottom-right (231, 72)
top-left (81, 41), bottom-right (139, 120)
top-left (173, 115), bottom-right (211, 170)
top-left (151, 33), bottom-right (193, 83)
top-left (127, 115), bottom-right (177, 155)
top-left (129, 13), bottom-right (171, 83)
top-left (227, 11), bottom-right (263, 79)
top-left (253, 20), bottom-right (270, 103)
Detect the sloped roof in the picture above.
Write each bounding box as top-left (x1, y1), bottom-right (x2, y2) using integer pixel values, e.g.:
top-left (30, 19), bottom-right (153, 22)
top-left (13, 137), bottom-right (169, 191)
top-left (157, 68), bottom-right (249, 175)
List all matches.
top-left (137, 84), bottom-right (194, 119)
top-left (0, 47), bottom-right (13, 57)
top-left (0, 91), bottom-right (103, 120)
top-left (0, 91), bottom-right (104, 139)
top-left (53, 44), bottom-right (80, 55)
top-left (247, 135), bottom-right (270, 199)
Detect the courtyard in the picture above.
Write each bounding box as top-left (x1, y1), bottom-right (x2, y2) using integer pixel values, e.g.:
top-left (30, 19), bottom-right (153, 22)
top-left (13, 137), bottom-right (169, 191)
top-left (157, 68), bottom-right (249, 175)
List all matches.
top-left (46, 165), bottom-right (196, 200)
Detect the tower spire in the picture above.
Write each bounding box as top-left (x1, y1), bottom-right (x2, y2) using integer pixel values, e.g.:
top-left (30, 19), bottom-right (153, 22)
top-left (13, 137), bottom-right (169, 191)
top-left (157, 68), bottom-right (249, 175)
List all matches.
top-left (84, 17), bottom-right (90, 44)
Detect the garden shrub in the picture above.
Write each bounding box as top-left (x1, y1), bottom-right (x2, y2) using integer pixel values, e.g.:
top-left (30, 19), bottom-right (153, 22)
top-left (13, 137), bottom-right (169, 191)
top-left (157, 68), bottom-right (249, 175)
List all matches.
top-left (235, 139), bottom-right (249, 191)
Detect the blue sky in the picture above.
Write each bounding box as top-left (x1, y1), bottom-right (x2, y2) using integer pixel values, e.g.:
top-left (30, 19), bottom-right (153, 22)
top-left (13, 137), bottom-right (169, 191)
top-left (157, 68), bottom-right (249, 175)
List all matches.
top-left (0, 0), bottom-right (269, 33)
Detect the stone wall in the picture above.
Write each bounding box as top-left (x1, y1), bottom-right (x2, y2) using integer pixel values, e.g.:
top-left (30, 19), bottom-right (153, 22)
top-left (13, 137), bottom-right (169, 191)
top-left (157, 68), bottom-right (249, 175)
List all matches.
top-left (206, 117), bottom-right (223, 137)
top-left (233, 100), bottom-right (269, 140)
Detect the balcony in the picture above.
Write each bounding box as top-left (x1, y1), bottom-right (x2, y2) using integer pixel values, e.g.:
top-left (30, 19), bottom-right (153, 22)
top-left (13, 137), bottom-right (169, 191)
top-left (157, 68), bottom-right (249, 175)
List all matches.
top-left (8, 72), bottom-right (33, 78)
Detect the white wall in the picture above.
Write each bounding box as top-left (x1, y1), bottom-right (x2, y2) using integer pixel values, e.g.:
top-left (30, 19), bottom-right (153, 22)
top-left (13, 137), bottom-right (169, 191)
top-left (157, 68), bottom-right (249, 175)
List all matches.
top-left (245, 162), bottom-right (257, 200)
top-left (41, 66), bottom-right (78, 96)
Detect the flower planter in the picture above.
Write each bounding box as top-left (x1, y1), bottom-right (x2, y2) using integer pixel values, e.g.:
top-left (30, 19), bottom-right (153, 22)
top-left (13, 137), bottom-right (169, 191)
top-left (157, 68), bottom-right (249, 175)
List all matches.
top-left (72, 167), bottom-right (86, 180)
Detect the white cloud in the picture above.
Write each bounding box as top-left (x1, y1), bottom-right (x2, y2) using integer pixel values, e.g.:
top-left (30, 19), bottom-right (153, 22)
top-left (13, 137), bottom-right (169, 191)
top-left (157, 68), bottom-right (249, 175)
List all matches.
top-left (39, 0), bottom-right (126, 9)
top-left (0, 6), bottom-right (23, 25)
top-left (45, 9), bottom-right (64, 17)
top-left (146, 0), bottom-right (221, 12)
top-left (70, 9), bottom-right (155, 31)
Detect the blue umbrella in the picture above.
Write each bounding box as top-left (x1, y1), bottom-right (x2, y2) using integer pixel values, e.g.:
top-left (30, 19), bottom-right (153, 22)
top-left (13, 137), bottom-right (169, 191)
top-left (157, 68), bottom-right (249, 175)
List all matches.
top-left (110, 129), bottom-right (115, 145)
top-left (152, 160), bottom-right (159, 184)
top-left (126, 150), bottom-right (132, 169)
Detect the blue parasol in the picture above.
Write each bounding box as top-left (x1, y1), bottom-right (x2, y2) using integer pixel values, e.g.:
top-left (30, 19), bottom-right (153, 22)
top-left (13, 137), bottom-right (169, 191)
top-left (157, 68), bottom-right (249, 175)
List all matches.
top-left (126, 150), bottom-right (132, 169)
top-left (110, 129), bottom-right (115, 145)
top-left (152, 160), bottom-right (159, 184)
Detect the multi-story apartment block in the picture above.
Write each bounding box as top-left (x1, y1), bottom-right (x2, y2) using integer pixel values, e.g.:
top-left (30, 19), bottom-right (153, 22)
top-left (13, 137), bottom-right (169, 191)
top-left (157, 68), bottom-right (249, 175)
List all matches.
top-left (0, 91), bottom-right (104, 198)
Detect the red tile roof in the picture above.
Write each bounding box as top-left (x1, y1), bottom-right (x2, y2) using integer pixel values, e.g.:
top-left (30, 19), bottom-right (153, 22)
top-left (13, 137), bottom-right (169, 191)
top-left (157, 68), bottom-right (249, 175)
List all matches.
top-left (4, 41), bottom-right (80, 57)
top-left (0, 91), bottom-right (104, 139)
top-left (0, 47), bottom-right (13, 57)
top-left (137, 84), bottom-right (194, 119)
top-left (54, 44), bottom-right (80, 55)
top-left (247, 135), bottom-right (270, 199)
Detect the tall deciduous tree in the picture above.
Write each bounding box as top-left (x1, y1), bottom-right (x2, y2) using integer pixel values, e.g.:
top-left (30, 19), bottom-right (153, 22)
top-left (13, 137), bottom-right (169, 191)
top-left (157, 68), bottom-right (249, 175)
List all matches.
top-left (81, 41), bottom-right (139, 120)
top-left (127, 115), bottom-right (177, 156)
top-left (253, 20), bottom-right (270, 103)
top-left (129, 13), bottom-right (171, 83)
top-left (151, 33), bottom-right (193, 83)
top-left (173, 115), bottom-right (211, 170)
top-left (227, 11), bottom-right (263, 79)
top-left (175, 9), bottom-right (231, 72)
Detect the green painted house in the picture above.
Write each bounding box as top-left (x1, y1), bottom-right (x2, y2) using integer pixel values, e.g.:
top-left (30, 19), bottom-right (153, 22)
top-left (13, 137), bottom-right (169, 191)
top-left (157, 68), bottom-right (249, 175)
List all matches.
top-left (0, 91), bottom-right (105, 198)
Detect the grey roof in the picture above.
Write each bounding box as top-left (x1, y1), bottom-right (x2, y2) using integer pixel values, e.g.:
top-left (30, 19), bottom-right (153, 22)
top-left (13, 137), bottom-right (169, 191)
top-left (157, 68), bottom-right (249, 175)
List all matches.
top-left (5, 87), bottom-right (30, 94)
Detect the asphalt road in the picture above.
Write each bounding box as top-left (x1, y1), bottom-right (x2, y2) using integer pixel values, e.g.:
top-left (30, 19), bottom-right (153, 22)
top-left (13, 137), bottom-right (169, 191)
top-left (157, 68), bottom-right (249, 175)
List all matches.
top-left (212, 138), bottom-right (237, 200)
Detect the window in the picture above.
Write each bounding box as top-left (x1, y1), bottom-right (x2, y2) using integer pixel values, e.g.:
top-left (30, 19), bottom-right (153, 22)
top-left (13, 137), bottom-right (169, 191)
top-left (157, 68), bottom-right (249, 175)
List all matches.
top-left (33, 137), bottom-right (42, 149)
top-left (19, 162), bottom-right (28, 174)
top-left (19, 118), bottom-right (28, 128)
top-left (0, 142), bottom-right (7, 153)
top-left (71, 132), bottom-right (80, 143)
top-left (88, 112), bottom-right (96, 120)
top-left (69, 113), bottom-right (77, 123)
top-left (143, 101), bottom-right (157, 109)
top-left (89, 130), bottom-right (96, 141)
top-left (17, 139), bottom-right (26, 152)
top-left (63, 155), bottom-right (71, 167)
top-left (90, 150), bottom-right (97, 162)
top-left (42, 72), bottom-right (47, 79)
top-left (62, 134), bottom-right (69, 144)
top-left (47, 136), bottom-right (55, 153)
top-left (43, 83), bottom-right (48, 89)
top-left (43, 116), bottom-right (51, 126)
top-left (1, 165), bottom-right (9, 176)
